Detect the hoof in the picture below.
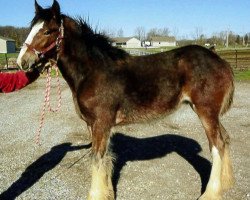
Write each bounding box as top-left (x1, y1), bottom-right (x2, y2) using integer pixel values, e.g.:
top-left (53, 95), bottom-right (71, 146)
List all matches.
top-left (87, 190), bottom-right (114, 200)
top-left (199, 192), bottom-right (222, 200)
top-left (222, 176), bottom-right (235, 192)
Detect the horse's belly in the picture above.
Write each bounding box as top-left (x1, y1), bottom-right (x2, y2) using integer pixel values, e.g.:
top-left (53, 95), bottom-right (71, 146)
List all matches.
top-left (115, 101), bottom-right (179, 125)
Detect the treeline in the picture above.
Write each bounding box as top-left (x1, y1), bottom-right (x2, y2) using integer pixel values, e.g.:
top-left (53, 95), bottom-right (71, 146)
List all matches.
top-left (0, 26), bottom-right (29, 49)
top-left (179, 31), bottom-right (250, 47)
top-left (104, 26), bottom-right (250, 48)
top-left (1, 25), bottom-right (249, 49)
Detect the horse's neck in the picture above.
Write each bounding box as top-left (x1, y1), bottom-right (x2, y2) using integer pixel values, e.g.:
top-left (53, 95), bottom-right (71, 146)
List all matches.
top-left (57, 18), bottom-right (90, 92)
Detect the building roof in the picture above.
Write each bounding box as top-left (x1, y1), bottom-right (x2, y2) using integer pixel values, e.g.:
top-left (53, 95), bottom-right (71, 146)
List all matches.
top-left (112, 37), bottom-right (136, 43)
top-left (150, 36), bottom-right (176, 42)
top-left (0, 36), bottom-right (15, 42)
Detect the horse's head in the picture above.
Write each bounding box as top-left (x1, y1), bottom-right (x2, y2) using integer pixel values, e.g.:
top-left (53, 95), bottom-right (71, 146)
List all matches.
top-left (17, 0), bottom-right (63, 70)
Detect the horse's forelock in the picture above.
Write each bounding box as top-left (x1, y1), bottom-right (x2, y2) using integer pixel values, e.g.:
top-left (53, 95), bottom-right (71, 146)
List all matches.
top-left (31, 7), bottom-right (60, 28)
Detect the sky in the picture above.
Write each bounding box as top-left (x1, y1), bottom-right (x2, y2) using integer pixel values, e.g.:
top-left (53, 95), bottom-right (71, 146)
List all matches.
top-left (0, 0), bottom-right (249, 39)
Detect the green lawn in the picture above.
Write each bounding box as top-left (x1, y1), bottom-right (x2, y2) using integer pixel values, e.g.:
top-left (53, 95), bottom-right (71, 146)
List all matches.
top-left (234, 70), bottom-right (250, 81)
top-left (0, 53), bottom-right (19, 59)
top-left (0, 53), bottom-right (19, 66)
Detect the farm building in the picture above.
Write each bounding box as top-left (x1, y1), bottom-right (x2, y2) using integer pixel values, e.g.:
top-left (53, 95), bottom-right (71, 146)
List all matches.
top-left (0, 36), bottom-right (16, 53)
top-left (112, 37), bottom-right (141, 48)
top-left (150, 36), bottom-right (176, 47)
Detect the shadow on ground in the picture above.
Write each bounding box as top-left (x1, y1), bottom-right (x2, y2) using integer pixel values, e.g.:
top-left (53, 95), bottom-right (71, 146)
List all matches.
top-left (111, 133), bottom-right (211, 198)
top-left (0, 143), bottom-right (91, 200)
top-left (0, 133), bottom-right (211, 199)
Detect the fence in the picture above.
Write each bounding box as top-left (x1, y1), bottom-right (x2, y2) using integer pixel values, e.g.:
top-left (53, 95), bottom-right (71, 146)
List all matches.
top-left (1, 48), bottom-right (250, 71)
top-left (127, 48), bottom-right (250, 71)
top-left (217, 49), bottom-right (250, 71)
top-left (126, 49), bottom-right (152, 56)
top-left (0, 53), bottom-right (19, 71)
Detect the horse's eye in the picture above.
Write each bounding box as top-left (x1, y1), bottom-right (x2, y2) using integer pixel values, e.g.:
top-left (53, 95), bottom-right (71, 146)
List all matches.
top-left (44, 30), bottom-right (51, 35)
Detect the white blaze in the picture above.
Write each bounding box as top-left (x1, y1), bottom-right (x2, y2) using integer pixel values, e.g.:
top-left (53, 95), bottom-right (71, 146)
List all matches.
top-left (17, 21), bottom-right (44, 68)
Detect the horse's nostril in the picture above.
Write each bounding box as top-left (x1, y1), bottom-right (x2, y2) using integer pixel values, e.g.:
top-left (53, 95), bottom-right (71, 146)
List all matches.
top-left (21, 60), bottom-right (27, 67)
top-left (18, 59), bottom-right (28, 70)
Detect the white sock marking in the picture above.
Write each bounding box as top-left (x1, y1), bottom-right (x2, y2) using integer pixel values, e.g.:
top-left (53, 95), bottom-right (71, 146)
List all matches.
top-left (207, 146), bottom-right (222, 193)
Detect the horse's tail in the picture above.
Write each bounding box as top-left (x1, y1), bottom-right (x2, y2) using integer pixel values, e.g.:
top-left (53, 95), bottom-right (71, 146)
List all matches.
top-left (220, 65), bottom-right (235, 116)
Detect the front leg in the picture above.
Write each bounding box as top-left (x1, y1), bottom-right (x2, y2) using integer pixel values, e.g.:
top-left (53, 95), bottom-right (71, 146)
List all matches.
top-left (88, 116), bottom-right (115, 200)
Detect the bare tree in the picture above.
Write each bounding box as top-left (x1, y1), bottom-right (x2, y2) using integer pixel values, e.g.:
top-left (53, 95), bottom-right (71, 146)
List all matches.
top-left (117, 28), bottom-right (124, 37)
top-left (244, 34), bottom-right (249, 46)
top-left (193, 27), bottom-right (203, 44)
top-left (159, 27), bottom-right (170, 36)
top-left (134, 26), bottom-right (146, 41)
top-left (219, 31), bottom-right (227, 46)
top-left (147, 28), bottom-right (158, 39)
top-left (172, 27), bottom-right (179, 39)
top-left (146, 27), bottom-right (170, 40)
top-left (100, 27), bottom-right (116, 38)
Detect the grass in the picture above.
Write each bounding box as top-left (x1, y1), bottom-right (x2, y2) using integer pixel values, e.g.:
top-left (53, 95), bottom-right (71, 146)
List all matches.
top-left (0, 53), bottom-right (19, 67)
top-left (125, 46), bottom-right (176, 54)
top-left (0, 53), bottom-right (19, 60)
top-left (234, 70), bottom-right (250, 81)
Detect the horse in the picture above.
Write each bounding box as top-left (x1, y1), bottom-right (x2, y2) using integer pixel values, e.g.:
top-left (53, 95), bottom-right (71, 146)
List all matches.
top-left (17, 1), bottom-right (235, 199)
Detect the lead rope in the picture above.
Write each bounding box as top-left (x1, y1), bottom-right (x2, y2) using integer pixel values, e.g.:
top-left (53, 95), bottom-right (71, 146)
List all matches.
top-left (35, 63), bottom-right (62, 145)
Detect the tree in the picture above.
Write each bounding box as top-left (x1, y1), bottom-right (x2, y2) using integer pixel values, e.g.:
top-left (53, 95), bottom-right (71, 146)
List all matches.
top-left (171, 27), bottom-right (179, 39)
top-left (100, 27), bottom-right (116, 38)
top-left (244, 34), bottom-right (248, 46)
top-left (235, 35), bottom-right (241, 45)
top-left (147, 28), bottom-right (158, 39)
top-left (134, 26), bottom-right (146, 41)
top-left (228, 31), bottom-right (237, 46)
top-left (160, 27), bottom-right (170, 36)
top-left (0, 26), bottom-right (29, 48)
top-left (117, 28), bottom-right (124, 37)
top-left (146, 27), bottom-right (170, 40)
top-left (193, 27), bottom-right (204, 45)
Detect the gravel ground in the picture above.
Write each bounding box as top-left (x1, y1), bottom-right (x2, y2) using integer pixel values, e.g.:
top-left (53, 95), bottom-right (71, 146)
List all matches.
top-left (0, 78), bottom-right (249, 200)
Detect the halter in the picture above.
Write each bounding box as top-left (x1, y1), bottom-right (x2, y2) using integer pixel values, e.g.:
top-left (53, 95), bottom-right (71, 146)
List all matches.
top-left (29, 19), bottom-right (64, 145)
top-left (25, 19), bottom-right (64, 59)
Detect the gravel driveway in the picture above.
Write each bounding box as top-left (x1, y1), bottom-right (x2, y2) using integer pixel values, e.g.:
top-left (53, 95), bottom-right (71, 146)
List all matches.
top-left (0, 78), bottom-right (249, 200)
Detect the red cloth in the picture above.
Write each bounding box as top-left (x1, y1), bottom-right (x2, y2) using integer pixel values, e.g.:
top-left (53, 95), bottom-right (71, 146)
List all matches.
top-left (0, 70), bottom-right (39, 93)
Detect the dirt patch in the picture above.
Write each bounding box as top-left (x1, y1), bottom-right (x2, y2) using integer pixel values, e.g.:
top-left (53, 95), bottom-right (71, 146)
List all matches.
top-left (0, 78), bottom-right (249, 199)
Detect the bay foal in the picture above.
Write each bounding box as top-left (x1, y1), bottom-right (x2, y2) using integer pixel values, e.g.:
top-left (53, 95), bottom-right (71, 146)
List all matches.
top-left (17, 1), bottom-right (234, 199)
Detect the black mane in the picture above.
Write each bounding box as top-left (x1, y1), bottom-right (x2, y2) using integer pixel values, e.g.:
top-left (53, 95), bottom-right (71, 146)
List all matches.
top-left (77, 17), bottom-right (128, 61)
top-left (31, 6), bottom-right (128, 61)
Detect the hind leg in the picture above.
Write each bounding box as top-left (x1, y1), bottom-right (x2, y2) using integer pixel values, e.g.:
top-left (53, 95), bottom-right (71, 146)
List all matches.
top-left (196, 109), bottom-right (234, 200)
top-left (219, 123), bottom-right (235, 191)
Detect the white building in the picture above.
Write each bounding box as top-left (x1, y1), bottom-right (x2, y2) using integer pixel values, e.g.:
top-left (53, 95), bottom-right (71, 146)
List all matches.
top-left (112, 37), bottom-right (141, 48)
top-left (150, 36), bottom-right (176, 47)
top-left (0, 36), bottom-right (16, 53)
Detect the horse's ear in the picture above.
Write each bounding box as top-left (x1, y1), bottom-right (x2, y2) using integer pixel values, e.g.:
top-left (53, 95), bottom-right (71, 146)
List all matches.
top-left (35, 0), bottom-right (42, 13)
top-left (52, 0), bottom-right (61, 18)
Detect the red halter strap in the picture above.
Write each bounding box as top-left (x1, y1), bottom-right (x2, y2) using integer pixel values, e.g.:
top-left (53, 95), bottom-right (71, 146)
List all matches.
top-left (25, 41), bottom-right (57, 58)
